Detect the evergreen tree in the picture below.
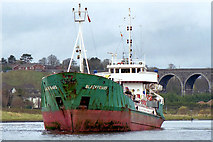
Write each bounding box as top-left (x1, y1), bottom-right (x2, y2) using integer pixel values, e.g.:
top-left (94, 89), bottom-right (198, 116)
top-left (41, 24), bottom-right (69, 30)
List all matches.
top-left (8, 55), bottom-right (16, 64)
top-left (20, 54), bottom-right (33, 63)
top-left (1, 58), bottom-right (7, 64)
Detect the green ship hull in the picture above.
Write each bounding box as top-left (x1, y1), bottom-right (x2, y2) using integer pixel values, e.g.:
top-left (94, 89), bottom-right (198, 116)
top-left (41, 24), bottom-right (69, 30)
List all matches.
top-left (41, 72), bottom-right (164, 132)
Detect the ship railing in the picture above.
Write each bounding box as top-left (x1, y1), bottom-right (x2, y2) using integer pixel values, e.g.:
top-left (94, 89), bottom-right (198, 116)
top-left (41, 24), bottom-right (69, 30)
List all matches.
top-left (109, 59), bottom-right (145, 66)
top-left (150, 89), bottom-right (164, 105)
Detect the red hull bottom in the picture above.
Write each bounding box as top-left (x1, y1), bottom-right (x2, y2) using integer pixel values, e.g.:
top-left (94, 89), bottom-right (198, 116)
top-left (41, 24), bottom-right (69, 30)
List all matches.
top-left (42, 109), bottom-right (164, 132)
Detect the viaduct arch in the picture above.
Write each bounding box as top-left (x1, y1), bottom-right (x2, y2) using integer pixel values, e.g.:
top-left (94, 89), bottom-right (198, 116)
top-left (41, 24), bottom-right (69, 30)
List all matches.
top-left (156, 68), bottom-right (212, 95)
top-left (159, 73), bottom-right (183, 94)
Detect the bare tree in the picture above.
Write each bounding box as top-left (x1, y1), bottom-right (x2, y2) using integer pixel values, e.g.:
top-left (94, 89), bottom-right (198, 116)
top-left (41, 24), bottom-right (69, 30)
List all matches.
top-left (38, 57), bottom-right (47, 65)
top-left (47, 54), bottom-right (60, 66)
top-left (88, 57), bottom-right (103, 71)
top-left (62, 58), bottom-right (79, 72)
top-left (10, 96), bottom-right (25, 108)
top-left (62, 58), bottom-right (77, 69)
top-left (168, 63), bottom-right (176, 69)
top-left (102, 59), bottom-right (110, 71)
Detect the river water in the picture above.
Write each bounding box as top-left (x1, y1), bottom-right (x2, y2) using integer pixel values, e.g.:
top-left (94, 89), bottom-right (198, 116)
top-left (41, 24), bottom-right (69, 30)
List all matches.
top-left (1, 120), bottom-right (212, 140)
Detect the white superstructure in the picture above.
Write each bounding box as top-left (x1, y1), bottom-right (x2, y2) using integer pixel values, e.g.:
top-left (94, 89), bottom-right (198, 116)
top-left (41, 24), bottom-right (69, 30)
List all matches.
top-left (96, 58), bottom-right (164, 106)
top-left (96, 8), bottom-right (164, 115)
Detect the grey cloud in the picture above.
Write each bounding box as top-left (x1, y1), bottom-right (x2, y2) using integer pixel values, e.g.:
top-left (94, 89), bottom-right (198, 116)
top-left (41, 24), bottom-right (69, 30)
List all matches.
top-left (2, 1), bottom-right (211, 69)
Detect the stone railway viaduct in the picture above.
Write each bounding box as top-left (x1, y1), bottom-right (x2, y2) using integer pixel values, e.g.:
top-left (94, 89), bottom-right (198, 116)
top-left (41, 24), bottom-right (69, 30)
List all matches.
top-left (157, 68), bottom-right (212, 95)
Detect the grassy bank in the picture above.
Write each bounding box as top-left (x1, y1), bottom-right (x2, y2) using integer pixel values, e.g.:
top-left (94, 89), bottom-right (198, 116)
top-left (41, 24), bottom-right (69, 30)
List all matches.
top-left (1, 109), bottom-right (43, 122)
top-left (2, 70), bottom-right (49, 89)
top-left (1, 109), bottom-right (212, 122)
top-left (164, 114), bottom-right (212, 120)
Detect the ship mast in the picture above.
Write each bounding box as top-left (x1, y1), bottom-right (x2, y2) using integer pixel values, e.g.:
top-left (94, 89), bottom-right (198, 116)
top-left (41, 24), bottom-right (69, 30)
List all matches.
top-left (67, 3), bottom-right (90, 74)
top-left (127, 8), bottom-right (133, 65)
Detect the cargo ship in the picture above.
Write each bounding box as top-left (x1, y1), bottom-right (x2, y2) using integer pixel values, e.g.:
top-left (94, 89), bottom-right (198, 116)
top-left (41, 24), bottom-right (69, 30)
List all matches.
top-left (41, 4), bottom-right (165, 132)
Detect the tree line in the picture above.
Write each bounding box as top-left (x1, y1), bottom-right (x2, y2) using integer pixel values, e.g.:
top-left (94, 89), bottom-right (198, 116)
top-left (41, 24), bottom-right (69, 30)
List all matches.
top-left (1, 53), bottom-right (178, 70)
top-left (1, 54), bottom-right (111, 72)
top-left (1, 54), bottom-right (33, 64)
top-left (1, 54), bottom-right (60, 66)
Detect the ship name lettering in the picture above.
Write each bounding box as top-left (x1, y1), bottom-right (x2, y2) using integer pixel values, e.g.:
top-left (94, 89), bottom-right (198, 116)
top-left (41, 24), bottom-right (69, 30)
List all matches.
top-left (85, 85), bottom-right (108, 90)
top-left (45, 85), bottom-right (58, 91)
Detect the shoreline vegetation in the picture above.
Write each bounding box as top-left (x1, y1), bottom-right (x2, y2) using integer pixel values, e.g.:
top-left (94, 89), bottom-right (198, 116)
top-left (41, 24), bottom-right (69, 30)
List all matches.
top-left (1, 108), bottom-right (212, 122)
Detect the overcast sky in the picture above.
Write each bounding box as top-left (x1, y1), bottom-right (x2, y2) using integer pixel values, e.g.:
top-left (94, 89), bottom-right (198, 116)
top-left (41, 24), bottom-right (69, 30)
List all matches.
top-left (1, 0), bottom-right (211, 69)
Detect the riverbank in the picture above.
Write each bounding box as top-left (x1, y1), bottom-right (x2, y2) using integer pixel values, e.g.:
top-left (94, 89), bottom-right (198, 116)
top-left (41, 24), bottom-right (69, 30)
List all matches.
top-left (1, 109), bottom-right (212, 122)
top-left (164, 114), bottom-right (212, 120)
top-left (1, 110), bottom-right (43, 122)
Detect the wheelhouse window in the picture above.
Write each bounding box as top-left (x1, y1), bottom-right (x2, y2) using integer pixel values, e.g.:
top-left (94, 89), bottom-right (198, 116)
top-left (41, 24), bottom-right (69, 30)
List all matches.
top-left (132, 68), bottom-right (136, 73)
top-left (137, 68), bottom-right (141, 73)
top-left (110, 69), bottom-right (114, 73)
top-left (116, 69), bottom-right (119, 73)
top-left (121, 68), bottom-right (130, 73)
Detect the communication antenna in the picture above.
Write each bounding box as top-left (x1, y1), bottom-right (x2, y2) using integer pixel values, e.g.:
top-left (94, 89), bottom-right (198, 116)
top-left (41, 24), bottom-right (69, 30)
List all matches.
top-left (107, 52), bottom-right (117, 65)
top-left (67, 3), bottom-right (90, 74)
top-left (126, 8), bottom-right (133, 64)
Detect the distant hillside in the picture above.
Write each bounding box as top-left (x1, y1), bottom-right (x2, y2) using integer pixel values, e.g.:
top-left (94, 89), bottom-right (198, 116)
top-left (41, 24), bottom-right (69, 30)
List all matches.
top-left (2, 70), bottom-right (50, 90)
top-left (1, 70), bottom-right (52, 108)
